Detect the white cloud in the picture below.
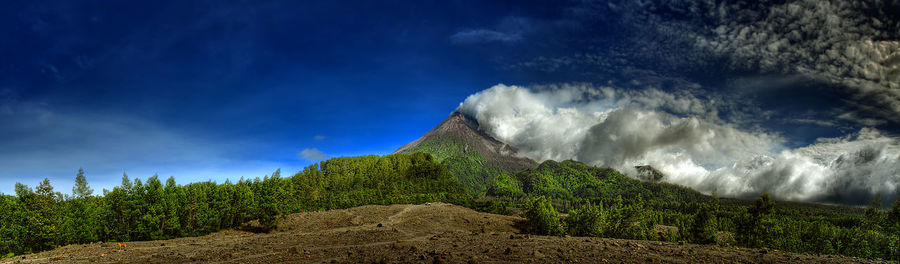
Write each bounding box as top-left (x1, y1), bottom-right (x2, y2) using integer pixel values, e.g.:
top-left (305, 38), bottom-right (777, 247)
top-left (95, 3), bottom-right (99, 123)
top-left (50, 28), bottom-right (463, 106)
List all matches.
top-left (459, 84), bottom-right (900, 205)
top-left (299, 148), bottom-right (329, 161)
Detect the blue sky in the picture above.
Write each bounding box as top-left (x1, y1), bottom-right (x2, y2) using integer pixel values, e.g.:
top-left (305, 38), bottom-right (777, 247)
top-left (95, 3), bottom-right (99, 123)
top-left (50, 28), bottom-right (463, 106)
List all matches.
top-left (2, 0), bottom-right (898, 201)
top-left (0, 1), bottom-right (573, 193)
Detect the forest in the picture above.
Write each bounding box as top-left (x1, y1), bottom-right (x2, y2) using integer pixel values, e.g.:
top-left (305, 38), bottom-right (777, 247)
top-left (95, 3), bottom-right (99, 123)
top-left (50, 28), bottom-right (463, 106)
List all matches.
top-left (0, 152), bottom-right (469, 257)
top-left (490, 159), bottom-right (900, 260)
top-left (519, 191), bottom-right (900, 260)
top-left (1, 152), bottom-right (899, 261)
top-left (399, 136), bottom-right (511, 196)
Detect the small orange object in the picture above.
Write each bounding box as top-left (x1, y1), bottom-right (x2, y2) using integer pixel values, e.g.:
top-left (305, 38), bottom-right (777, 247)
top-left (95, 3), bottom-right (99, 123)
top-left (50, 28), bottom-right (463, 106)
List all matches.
top-left (117, 242), bottom-right (127, 249)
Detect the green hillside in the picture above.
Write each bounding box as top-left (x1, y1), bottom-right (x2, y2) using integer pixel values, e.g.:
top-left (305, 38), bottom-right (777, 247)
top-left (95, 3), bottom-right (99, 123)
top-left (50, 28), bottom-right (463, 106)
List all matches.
top-left (401, 136), bottom-right (507, 196)
top-left (394, 112), bottom-right (538, 196)
top-left (486, 160), bottom-right (900, 261)
top-left (488, 160), bottom-right (710, 204)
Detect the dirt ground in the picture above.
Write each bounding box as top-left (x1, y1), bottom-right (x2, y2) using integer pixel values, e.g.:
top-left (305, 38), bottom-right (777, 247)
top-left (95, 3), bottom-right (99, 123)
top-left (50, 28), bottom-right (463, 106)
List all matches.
top-left (2, 203), bottom-right (885, 263)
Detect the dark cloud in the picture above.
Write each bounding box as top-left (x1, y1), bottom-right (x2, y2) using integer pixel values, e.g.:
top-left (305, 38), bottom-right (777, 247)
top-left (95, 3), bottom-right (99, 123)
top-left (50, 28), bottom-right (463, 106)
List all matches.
top-left (501, 0), bottom-right (900, 127)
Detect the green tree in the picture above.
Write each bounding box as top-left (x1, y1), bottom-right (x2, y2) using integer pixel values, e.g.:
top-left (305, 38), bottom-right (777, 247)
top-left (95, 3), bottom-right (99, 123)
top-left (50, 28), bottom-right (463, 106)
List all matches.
top-left (601, 195), bottom-right (655, 240)
top-left (142, 175), bottom-right (166, 239)
top-left (0, 194), bottom-right (28, 255)
top-left (22, 179), bottom-right (59, 252)
top-left (885, 195), bottom-right (900, 235)
top-left (565, 201), bottom-right (602, 237)
top-left (72, 168), bottom-right (93, 198)
top-left (230, 179), bottom-right (256, 226)
top-left (523, 196), bottom-right (564, 236)
top-left (864, 194), bottom-right (884, 231)
top-left (688, 191), bottom-right (719, 244)
top-left (736, 192), bottom-right (775, 247)
top-left (689, 202), bottom-right (718, 244)
top-left (254, 170), bottom-right (284, 232)
top-left (162, 176), bottom-right (182, 238)
top-left (120, 173), bottom-right (132, 192)
top-left (486, 173), bottom-right (525, 198)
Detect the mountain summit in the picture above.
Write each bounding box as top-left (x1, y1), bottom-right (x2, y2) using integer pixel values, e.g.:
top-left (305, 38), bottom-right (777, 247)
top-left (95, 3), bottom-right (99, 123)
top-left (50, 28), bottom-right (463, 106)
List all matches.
top-left (395, 111), bottom-right (537, 195)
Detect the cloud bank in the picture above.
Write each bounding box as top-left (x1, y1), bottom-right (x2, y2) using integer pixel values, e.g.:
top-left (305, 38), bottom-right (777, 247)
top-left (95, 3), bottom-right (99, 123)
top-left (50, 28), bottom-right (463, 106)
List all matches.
top-left (458, 84), bottom-right (900, 206)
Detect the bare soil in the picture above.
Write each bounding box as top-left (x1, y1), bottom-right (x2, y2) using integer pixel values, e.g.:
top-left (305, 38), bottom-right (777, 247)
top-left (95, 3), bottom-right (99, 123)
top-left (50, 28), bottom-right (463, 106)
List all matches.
top-left (2, 203), bottom-right (884, 263)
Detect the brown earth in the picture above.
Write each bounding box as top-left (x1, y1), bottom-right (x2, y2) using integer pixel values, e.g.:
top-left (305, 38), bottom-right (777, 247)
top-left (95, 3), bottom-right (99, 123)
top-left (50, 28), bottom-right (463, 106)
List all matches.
top-left (2, 203), bottom-right (884, 264)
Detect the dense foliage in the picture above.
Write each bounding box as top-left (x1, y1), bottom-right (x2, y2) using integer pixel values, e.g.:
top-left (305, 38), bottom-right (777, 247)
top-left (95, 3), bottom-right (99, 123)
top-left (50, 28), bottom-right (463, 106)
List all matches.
top-left (563, 201), bottom-right (602, 237)
top-left (522, 196), bottom-right (564, 236)
top-left (402, 136), bottom-right (508, 196)
top-left (688, 200), bottom-right (719, 244)
top-left (490, 160), bottom-right (711, 207)
top-left (505, 161), bottom-right (900, 261)
top-left (0, 153), bottom-right (469, 256)
top-left (523, 195), bottom-right (661, 241)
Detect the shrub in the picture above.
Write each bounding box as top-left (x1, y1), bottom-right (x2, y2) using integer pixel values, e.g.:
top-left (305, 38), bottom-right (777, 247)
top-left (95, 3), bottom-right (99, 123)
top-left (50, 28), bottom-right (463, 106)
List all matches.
top-left (523, 196), bottom-right (564, 236)
top-left (689, 202), bottom-right (718, 244)
top-left (736, 193), bottom-right (775, 247)
top-left (603, 195), bottom-right (656, 240)
top-left (565, 202), bottom-right (603, 237)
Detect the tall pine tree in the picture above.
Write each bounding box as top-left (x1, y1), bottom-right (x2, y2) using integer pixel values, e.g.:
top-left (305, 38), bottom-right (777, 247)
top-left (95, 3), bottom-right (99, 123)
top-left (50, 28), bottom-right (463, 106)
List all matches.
top-left (72, 168), bottom-right (93, 198)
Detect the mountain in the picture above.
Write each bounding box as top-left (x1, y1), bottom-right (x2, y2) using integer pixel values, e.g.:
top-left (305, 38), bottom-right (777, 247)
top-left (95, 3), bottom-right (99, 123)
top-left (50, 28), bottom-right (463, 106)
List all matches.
top-left (395, 111), bottom-right (537, 195)
top-left (635, 165), bottom-right (664, 182)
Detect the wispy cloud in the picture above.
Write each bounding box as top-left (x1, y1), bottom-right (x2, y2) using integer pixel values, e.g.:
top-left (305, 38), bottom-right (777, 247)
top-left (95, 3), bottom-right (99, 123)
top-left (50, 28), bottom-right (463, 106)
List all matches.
top-left (299, 148), bottom-right (329, 161)
top-left (450, 16), bottom-right (532, 44)
top-left (785, 118), bottom-right (839, 128)
top-left (451, 29), bottom-right (522, 44)
top-left (0, 94), bottom-right (279, 194)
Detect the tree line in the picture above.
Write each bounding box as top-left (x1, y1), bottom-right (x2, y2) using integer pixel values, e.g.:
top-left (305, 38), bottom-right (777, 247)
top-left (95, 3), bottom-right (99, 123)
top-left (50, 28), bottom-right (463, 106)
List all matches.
top-left (0, 153), bottom-right (469, 256)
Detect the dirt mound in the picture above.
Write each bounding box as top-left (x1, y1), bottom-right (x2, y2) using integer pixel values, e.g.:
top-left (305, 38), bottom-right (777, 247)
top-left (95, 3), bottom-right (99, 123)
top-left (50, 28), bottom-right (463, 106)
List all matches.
top-left (3, 203), bottom-right (882, 264)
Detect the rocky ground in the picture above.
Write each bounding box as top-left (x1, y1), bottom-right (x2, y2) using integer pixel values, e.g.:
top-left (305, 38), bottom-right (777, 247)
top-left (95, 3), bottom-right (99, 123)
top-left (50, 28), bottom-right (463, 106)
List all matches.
top-left (1, 203), bottom-right (884, 263)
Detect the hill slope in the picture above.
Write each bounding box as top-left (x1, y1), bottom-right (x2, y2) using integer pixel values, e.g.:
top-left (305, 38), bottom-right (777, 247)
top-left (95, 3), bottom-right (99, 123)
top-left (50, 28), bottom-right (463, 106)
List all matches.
top-left (395, 111), bottom-right (537, 195)
top-left (9, 203), bottom-right (881, 264)
top-left (488, 160), bottom-right (710, 204)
